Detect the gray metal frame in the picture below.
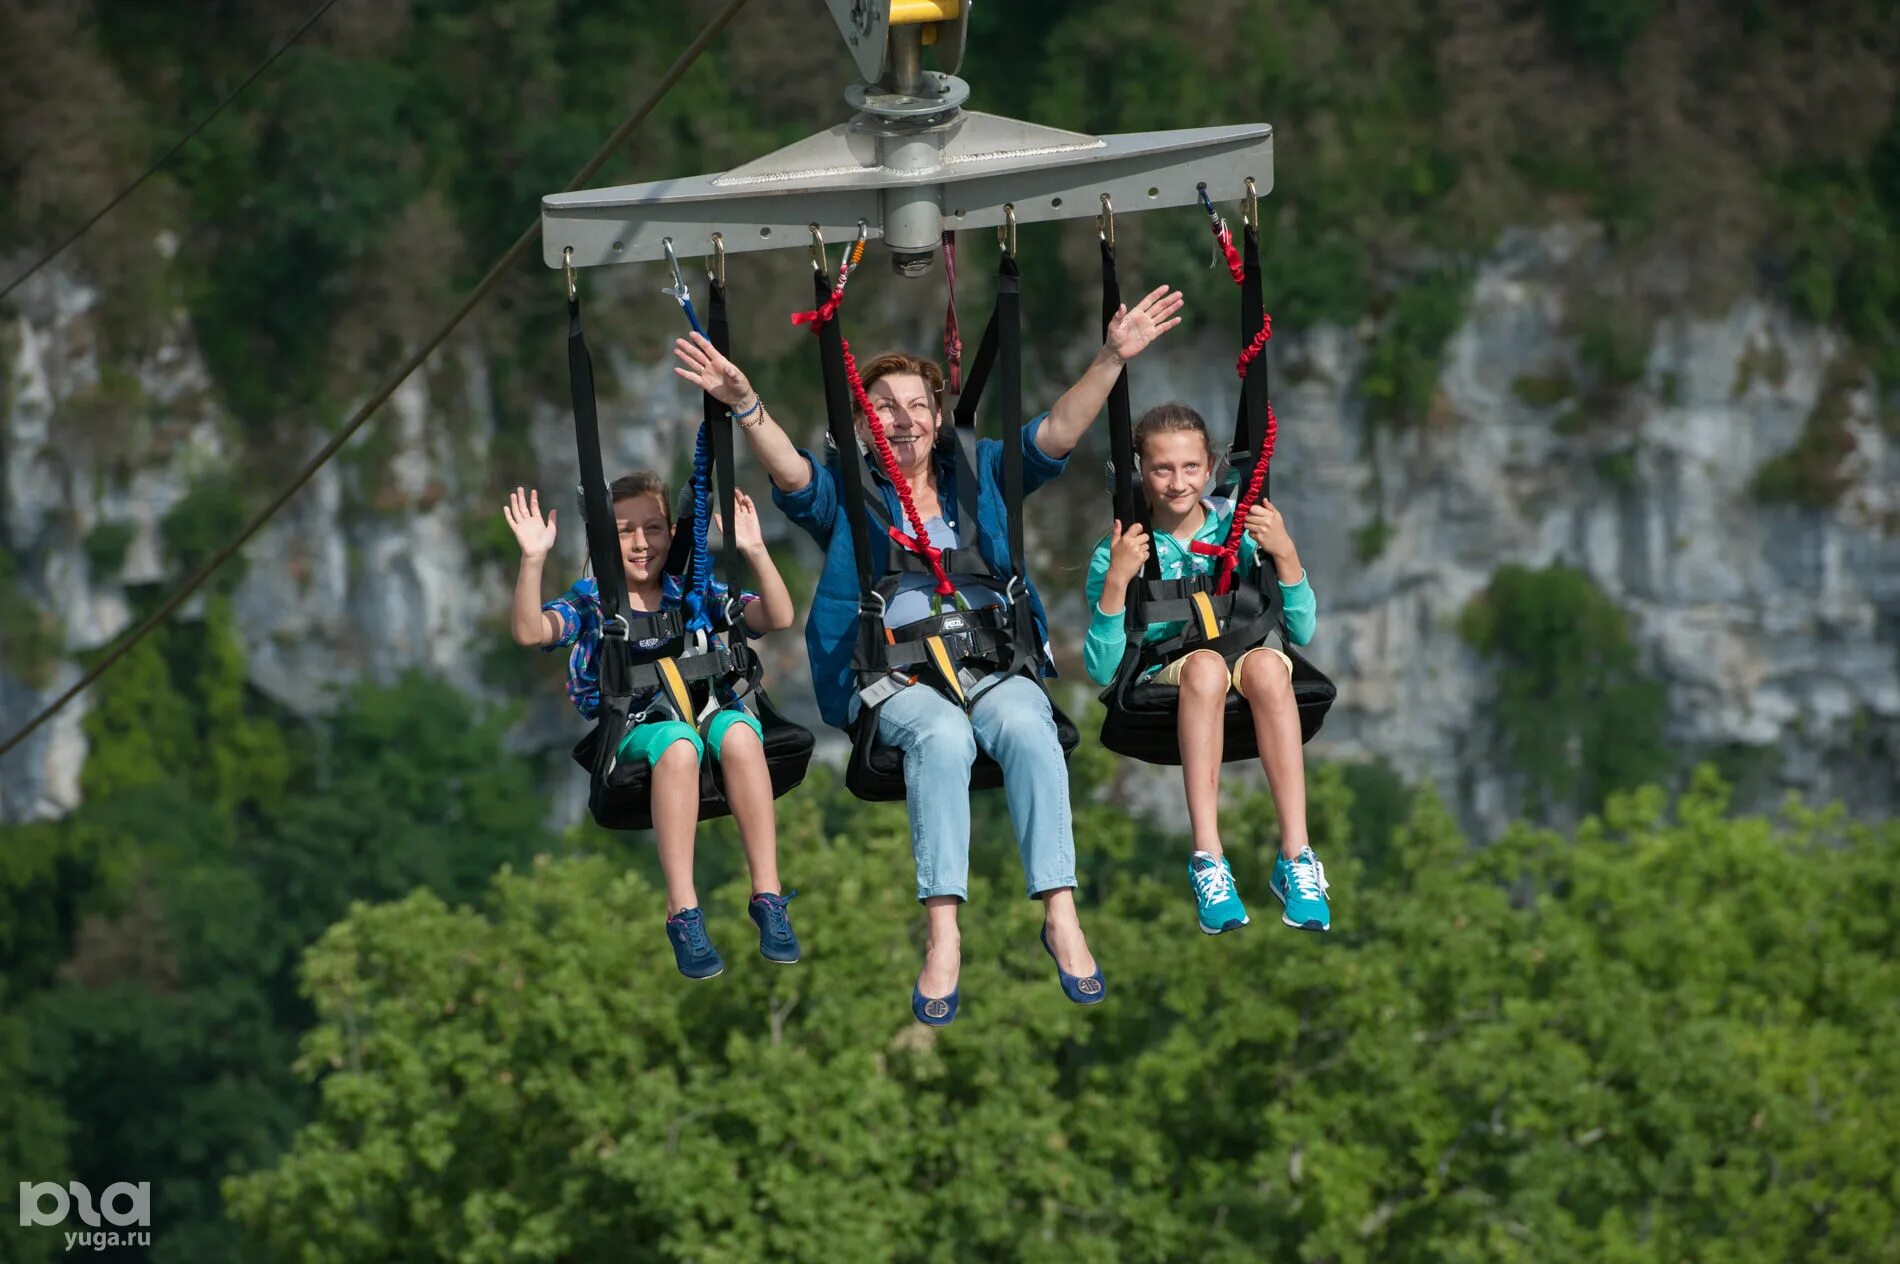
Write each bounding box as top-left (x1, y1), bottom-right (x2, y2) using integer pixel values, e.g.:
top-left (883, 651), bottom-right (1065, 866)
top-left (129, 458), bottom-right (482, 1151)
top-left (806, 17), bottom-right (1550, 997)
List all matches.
top-left (543, 2), bottom-right (1271, 276)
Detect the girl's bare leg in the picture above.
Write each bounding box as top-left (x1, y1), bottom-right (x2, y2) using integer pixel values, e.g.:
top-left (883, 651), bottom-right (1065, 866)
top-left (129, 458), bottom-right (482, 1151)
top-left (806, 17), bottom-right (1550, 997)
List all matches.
top-left (1239, 652), bottom-right (1308, 859)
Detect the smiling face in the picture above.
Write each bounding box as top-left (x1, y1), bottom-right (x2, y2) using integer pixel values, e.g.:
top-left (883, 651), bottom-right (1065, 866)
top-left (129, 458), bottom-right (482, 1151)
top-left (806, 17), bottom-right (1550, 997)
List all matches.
top-left (612, 492), bottom-right (673, 585)
top-left (859, 370), bottom-right (942, 479)
top-left (1138, 428), bottom-right (1215, 519)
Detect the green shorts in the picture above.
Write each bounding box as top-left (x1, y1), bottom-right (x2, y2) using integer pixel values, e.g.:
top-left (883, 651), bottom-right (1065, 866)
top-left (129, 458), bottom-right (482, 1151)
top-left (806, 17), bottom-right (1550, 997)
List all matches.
top-left (615, 708), bottom-right (763, 767)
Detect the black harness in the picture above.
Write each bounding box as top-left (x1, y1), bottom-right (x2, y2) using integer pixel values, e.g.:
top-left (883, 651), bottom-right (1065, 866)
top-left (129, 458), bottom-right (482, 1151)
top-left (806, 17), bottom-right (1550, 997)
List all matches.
top-left (807, 252), bottom-right (1078, 802)
top-left (1096, 221), bottom-right (1336, 765)
top-left (564, 273), bottom-right (813, 830)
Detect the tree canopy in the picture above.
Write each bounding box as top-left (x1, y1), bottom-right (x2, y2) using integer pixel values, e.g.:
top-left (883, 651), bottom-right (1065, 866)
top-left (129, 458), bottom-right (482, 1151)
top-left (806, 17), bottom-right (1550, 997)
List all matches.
top-left (225, 763), bottom-right (1900, 1262)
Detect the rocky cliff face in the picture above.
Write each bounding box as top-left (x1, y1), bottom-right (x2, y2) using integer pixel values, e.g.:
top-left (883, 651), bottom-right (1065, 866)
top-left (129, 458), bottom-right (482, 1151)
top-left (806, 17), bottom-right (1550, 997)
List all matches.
top-left (5, 225), bottom-right (1895, 831)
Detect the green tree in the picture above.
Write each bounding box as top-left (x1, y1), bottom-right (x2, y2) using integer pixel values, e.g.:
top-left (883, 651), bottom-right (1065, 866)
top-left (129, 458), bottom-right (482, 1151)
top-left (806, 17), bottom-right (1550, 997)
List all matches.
top-left (1459, 563), bottom-right (1670, 819)
top-left (226, 765), bottom-right (1900, 1262)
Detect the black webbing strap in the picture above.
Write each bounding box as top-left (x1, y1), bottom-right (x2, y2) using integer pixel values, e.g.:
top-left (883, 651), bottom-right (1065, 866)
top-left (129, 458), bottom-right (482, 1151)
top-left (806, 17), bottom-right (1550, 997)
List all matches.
top-left (704, 279), bottom-right (744, 630)
top-left (949, 291), bottom-right (1000, 535)
top-left (1102, 240), bottom-right (1142, 532)
top-left (1102, 239), bottom-right (1161, 591)
top-left (704, 276), bottom-right (766, 700)
top-left (812, 270), bottom-right (878, 606)
top-left (567, 292), bottom-right (631, 622)
top-left (622, 644), bottom-right (736, 691)
top-left (1232, 221), bottom-right (1269, 493)
top-left (997, 250), bottom-right (1025, 584)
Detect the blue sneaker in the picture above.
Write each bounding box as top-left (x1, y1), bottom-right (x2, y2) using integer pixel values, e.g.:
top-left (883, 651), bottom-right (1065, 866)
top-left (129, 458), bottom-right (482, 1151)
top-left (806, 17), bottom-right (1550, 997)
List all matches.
top-left (748, 890), bottom-right (801, 964)
top-left (1269, 847), bottom-right (1331, 932)
top-left (665, 907), bottom-right (724, 979)
top-left (1188, 851), bottom-right (1250, 934)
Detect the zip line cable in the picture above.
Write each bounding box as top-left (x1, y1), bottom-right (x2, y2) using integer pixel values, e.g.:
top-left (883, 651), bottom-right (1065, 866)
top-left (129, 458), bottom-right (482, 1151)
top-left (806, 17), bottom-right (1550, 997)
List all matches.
top-left (0, 0), bottom-right (346, 302)
top-left (0, 0), bottom-right (753, 762)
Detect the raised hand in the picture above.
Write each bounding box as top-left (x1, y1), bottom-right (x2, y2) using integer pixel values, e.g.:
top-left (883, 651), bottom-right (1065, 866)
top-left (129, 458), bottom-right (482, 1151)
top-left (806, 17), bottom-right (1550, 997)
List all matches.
top-left (1106, 518), bottom-right (1153, 583)
top-left (504, 487), bottom-right (558, 560)
top-left (713, 490), bottom-right (768, 555)
top-left (1106, 285), bottom-right (1187, 362)
top-left (672, 331), bottom-right (753, 407)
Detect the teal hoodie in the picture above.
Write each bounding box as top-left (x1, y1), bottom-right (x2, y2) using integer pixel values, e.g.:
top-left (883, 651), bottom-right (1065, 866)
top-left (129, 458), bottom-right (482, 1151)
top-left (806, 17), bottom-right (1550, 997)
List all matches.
top-left (1083, 499), bottom-right (1316, 687)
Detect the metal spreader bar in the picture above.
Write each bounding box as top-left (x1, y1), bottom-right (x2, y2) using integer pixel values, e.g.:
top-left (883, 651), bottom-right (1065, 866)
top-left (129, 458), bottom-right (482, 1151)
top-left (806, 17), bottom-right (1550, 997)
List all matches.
top-left (543, 2), bottom-right (1272, 276)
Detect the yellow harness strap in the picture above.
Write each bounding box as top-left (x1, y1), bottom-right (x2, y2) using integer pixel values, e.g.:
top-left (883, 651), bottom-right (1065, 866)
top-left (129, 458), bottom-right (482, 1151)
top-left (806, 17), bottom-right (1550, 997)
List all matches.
top-left (655, 657), bottom-right (695, 720)
top-left (924, 635), bottom-right (966, 705)
top-left (1190, 590), bottom-right (1222, 642)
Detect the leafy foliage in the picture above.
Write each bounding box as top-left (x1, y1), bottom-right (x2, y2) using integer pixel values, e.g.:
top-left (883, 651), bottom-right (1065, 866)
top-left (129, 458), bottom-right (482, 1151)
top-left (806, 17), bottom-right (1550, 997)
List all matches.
top-left (2, 605), bottom-right (559, 1262)
top-left (1543, 0), bottom-right (1661, 66)
top-left (1358, 269), bottom-right (1469, 428)
top-left (1459, 564), bottom-right (1670, 817)
top-left (226, 767), bottom-right (1900, 1262)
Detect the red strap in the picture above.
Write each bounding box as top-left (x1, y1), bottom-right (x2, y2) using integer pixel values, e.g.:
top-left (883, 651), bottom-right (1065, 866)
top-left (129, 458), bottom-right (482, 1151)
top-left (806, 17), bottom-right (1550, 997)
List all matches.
top-left (792, 252), bottom-right (955, 598)
top-left (1208, 215), bottom-right (1245, 285)
top-left (841, 337), bottom-right (956, 597)
top-left (1236, 312), bottom-right (1272, 378)
top-left (1189, 403), bottom-right (1279, 594)
top-left (790, 238), bottom-right (869, 328)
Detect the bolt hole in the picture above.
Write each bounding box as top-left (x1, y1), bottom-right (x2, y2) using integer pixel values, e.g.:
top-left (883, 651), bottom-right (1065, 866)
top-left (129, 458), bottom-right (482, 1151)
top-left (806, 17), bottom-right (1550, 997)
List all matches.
top-left (759, 227), bottom-right (772, 238)
top-left (954, 208), bottom-right (965, 218)
top-left (611, 240), bottom-right (624, 252)
top-left (1051, 196), bottom-right (1063, 207)
top-left (1147, 187), bottom-right (1160, 198)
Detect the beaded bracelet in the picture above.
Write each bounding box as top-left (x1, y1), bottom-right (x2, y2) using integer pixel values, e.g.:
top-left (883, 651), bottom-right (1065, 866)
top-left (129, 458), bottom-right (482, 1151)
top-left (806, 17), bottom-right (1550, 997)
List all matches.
top-left (729, 395), bottom-right (763, 427)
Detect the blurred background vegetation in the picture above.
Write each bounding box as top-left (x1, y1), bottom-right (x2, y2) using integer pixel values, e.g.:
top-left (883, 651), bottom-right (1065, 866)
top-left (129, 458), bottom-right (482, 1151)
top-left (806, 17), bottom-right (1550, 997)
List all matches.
top-left (2, 0), bottom-right (1897, 1258)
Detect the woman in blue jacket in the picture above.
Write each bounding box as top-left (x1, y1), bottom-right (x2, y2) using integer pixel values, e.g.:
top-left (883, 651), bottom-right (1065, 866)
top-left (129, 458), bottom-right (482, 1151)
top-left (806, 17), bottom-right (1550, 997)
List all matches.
top-left (672, 285), bottom-right (1182, 1024)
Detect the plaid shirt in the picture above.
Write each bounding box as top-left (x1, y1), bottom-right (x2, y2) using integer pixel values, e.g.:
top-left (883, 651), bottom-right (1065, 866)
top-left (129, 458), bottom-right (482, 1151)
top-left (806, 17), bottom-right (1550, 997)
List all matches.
top-left (543, 574), bottom-right (754, 720)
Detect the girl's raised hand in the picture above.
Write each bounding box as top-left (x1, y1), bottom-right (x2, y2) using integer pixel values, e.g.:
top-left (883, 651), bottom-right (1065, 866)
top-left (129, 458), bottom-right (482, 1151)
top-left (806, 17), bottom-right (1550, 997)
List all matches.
top-left (504, 486), bottom-right (558, 560)
top-left (1106, 285), bottom-right (1186, 362)
top-left (672, 332), bottom-right (753, 408)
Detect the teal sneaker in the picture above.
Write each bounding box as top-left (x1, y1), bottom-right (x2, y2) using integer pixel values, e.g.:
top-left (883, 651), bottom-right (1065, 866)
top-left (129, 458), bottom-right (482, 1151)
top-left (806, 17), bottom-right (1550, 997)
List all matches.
top-left (1188, 852), bottom-right (1250, 935)
top-left (1269, 847), bottom-right (1331, 931)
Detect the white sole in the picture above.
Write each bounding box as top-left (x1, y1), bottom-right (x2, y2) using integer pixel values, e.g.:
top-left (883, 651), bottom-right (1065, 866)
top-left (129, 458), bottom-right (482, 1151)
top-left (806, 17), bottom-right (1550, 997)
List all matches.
top-left (1270, 886), bottom-right (1329, 932)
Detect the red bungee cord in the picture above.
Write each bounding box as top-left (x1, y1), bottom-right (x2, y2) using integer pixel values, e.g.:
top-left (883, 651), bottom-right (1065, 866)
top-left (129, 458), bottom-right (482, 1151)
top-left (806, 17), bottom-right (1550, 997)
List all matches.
top-left (793, 240), bottom-right (956, 598)
top-left (1190, 403), bottom-right (1278, 594)
top-left (1193, 188), bottom-right (1280, 594)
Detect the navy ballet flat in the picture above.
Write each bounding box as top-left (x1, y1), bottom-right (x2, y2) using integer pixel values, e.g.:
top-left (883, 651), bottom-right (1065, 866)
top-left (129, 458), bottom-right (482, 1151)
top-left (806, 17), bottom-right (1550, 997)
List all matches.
top-left (912, 984), bottom-right (960, 1026)
top-left (1040, 925), bottom-right (1107, 1005)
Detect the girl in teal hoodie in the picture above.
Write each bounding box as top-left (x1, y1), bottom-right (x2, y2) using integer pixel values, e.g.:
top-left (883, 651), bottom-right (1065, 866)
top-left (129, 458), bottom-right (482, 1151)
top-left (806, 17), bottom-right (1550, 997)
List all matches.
top-left (1084, 402), bottom-right (1332, 934)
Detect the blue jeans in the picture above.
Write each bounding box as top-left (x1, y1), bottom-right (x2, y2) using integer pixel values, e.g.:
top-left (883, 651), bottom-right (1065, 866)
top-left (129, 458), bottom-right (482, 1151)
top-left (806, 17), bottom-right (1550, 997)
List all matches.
top-left (871, 674), bottom-right (1077, 902)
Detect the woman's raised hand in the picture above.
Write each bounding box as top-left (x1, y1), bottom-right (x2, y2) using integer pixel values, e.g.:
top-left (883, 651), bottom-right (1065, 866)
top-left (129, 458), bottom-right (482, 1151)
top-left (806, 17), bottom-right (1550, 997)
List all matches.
top-left (672, 332), bottom-right (753, 408)
top-left (1106, 285), bottom-right (1186, 362)
top-left (504, 487), bottom-right (558, 560)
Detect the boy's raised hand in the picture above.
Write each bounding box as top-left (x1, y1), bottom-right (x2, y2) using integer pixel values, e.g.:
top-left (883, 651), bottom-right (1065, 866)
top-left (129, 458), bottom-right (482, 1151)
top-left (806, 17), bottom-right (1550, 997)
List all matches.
top-left (504, 487), bottom-right (557, 560)
top-left (1106, 285), bottom-right (1186, 362)
top-left (1106, 518), bottom-right (1152, 582)
top-left (672, 332), bottom-right (753, 407)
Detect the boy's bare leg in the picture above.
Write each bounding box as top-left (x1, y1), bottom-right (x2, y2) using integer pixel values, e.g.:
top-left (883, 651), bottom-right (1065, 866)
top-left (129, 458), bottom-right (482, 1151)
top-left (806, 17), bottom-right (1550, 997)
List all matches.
top-left (652, 740), bottom-right (703, 914)
top-left (1239, 652), bottom-right (1309, 859)
top-left (1176, 650), bottom-right (1232, 859)
top-left (718, 726), bottom-right (781, 895)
